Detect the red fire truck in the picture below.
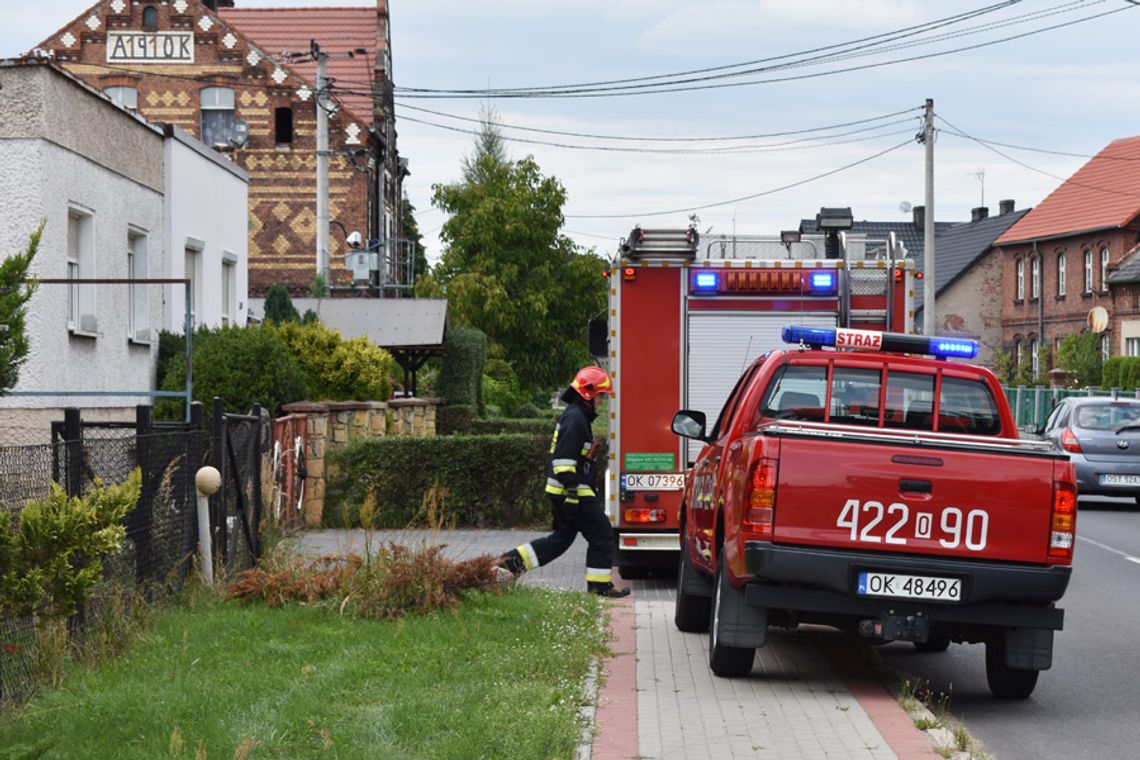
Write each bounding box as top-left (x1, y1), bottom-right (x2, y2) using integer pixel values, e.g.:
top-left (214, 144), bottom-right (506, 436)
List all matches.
top-left (589, 227), bottom-right (917, 578)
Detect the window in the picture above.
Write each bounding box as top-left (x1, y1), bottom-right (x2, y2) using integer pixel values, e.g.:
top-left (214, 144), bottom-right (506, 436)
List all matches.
top-left (883, 371), bottom-right (935, 430)
top-left (758, 364), bottom-right (827, 424)
top-left (1057, 254), bottom-right (1066, 296)
top-left (708, 364), bottom-right (757, 440)
top-left (275, 107), bottom-right (294, 145)
top-left (142, 5), bottom-right (158, 30)
top-left (1127, 337), bottom-right (1140, 357)
top-left (1031, 257), bottom-right (1040, 299)
top-left (1101, 333), bottom-right (1110, 361)
top-left (1013, 338), bottom-right (1022, 368)
top-left (128, 230), bottom-right (150, 342)
top-left (1101, 247), bottom-right (1110, 292)
top-left (200, 87), bottom-right (235, 147)
top-left (828, 366), bottom-right (881, 427)
top-left (184, 246), bottom-right (200, 328)
top-left (67, 208), bottom-right (96, 335)
top-left (1030, 337), bottom-right (1040, 379)
top-left (1084, 250), bottom-right (1094, 293)
top-left (938, 376), bottom-right (1001, 435)
top-left (1016, 259), bottom-right (1024, 301)
top-left (221, 259), bottom-right (235, 327)
top-left (104, 86), bottom-right (138, 112)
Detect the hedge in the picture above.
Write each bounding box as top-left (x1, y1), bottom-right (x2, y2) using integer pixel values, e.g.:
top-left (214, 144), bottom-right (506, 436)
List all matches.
top-left (324, 434), bottom-right (550, 528)
top-left (1103, 357), bottom-right (1140, 390)
top-left (436, 327), bottom-right (487, 408)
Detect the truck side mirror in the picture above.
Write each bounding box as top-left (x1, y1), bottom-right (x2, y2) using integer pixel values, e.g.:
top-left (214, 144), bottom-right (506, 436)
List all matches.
top-left (671, 410), bottom-right (708, 441)
top-left (588, 314), bottom-right (608, 359)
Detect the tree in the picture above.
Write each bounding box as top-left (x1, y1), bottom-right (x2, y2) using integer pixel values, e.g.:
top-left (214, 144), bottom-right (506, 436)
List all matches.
top-left (0, 222), bottom-right (41, 396)
top-left (431, 117), bottom-right (606, 393)
top-left (1056, 331), bottom-right (1102, 387)
top-left (401, 194), bottom-right (430, 287)
top-left (264, 284), bottom-right (300, 324)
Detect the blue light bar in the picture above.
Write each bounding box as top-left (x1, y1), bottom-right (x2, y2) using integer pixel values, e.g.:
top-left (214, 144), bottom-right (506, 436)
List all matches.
top-left (782, 325), bottom-right (979, 359)
top-left (929, 338), bottom-right (979, 359)
top-left (809, 271), bottom-right (837, 294)
top-left (693, 271), bottom-right (719, 292)
top-left (782, 326), bottom-right (837, 347)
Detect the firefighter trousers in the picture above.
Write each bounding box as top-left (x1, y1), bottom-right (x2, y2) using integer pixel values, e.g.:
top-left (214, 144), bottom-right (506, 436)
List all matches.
top-left (515, 495), bottom-right (615, 584)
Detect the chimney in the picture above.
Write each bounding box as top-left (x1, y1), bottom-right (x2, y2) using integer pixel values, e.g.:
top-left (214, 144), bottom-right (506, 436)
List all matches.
top-left (999, 199), bottom-right (1015, 215)
top-left (971, 206), bottom-right (989, 222)
top-left (912, 205), bottom-right (925, 230)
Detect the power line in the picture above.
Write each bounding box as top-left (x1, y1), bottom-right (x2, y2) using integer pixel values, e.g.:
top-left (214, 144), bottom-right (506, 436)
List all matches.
top-left (564, 138), bottom-right (914, 219)
top-left (391, 102), bottom-right (921, 143)
top-left (394, 0), bottom-right (1019, 96)
top-left (394, 111), bottom-right (917, 155)
top-left (392, 1), bottom-right (1129, 99)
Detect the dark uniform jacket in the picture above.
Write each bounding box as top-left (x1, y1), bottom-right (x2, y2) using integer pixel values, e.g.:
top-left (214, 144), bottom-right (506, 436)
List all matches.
top-left (544, 398), bottom-right (598, 504)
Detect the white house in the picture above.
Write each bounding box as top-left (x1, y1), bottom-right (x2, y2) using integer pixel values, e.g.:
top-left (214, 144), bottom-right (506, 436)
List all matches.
top-left (0, 61), bottom-right (248, 441)
top-left (162, 122), bottom-right (248, 334)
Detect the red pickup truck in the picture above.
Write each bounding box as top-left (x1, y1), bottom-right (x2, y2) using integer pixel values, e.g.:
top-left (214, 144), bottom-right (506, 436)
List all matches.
top-left (671, 326), bottom-right (1076, 699)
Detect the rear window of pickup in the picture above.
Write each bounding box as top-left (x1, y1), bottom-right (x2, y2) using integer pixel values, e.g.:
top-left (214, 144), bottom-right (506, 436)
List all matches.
top-left (757, 362), bottom-right (1002, 436)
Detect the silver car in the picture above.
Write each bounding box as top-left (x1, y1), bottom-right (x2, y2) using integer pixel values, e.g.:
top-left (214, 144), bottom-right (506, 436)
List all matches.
top-left (1041, 397), bottom-right (1140, 504)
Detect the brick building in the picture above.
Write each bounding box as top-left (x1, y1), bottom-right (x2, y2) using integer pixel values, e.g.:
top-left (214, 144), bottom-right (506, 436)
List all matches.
top-left (995, 135), bottom-right (1140, 378)
top-left (30, 0), bottom-right (405, 297)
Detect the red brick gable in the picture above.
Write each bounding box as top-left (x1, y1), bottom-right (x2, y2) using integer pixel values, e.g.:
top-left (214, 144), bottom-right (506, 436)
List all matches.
top-left (219, 7), bottom-right (382, 127)
top-left (996, 135), bottom-right (1140, 245)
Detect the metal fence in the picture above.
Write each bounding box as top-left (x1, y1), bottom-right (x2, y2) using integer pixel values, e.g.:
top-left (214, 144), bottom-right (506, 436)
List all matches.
top-left (1002, 386), bottom-right (1140, 431)
top-left (0, 401), bottom-right (267, 704)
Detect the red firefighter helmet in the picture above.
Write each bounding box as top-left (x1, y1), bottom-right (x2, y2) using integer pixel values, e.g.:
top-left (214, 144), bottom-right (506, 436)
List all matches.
top-left (570, 366), bottom-right (614, 401)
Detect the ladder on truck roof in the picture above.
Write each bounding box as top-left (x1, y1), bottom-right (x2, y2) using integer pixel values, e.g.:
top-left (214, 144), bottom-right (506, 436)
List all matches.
top-left (620, 227), bottom-right (699, 260)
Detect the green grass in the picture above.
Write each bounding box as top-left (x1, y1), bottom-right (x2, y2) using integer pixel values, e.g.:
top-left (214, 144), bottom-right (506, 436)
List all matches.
top-left (0, 587), bottom-right (605, 760)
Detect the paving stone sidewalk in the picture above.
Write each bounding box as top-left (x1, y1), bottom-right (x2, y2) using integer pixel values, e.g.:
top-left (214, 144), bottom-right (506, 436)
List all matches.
top-left (294, 529), bottom-right (939, 759)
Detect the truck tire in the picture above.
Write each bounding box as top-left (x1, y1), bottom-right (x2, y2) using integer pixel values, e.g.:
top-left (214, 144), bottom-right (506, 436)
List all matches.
top-left (674, 540), bottom-right (711, 633)
top-left (914, 633), bottom-right (951, 653)
top-left (618, 565), bottom-right (651, 580)
top-left (709, 556), bottom-right (756, 677)
top-left (985, 638), bottom-right (1039, 699)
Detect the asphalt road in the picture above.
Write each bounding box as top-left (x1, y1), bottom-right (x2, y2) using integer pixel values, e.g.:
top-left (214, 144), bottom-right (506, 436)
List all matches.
top-left (874, 495), bottom-right (1140, 760)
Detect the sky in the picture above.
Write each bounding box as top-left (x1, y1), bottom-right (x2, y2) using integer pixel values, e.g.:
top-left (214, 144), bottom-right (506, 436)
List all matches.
top-left (5, 0), bottom-right (1140, 265)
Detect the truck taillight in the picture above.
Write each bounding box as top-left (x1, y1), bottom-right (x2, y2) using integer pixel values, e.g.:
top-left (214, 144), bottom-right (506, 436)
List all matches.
top-left (624, 508), bottom-right (667, 524)
top-left (1048, 479), bottom-right (1077, 560)
top-left (1060, 428), bottom-right (1082, 453)
top-left (743, 457), bottom-right (778, 538)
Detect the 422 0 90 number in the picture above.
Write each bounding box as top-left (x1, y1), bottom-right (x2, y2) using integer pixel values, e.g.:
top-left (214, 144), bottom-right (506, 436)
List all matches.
top-left (836, 498), bottom-right (989, 551)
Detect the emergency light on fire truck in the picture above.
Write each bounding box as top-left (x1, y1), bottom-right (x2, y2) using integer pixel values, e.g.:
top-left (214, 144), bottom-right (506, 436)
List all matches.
top-left (782, 325), bottom-right (979, 359)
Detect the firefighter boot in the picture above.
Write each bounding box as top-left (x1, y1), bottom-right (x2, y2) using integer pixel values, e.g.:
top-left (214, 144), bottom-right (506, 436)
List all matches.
top-left (588, 581), bottom-right (631, 598)
top-left (495, 550), bottom-right (526, 579)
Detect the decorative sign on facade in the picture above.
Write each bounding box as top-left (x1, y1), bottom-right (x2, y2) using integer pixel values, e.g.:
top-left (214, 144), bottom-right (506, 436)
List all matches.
top-left (107, 32), bottom-right (194, 63)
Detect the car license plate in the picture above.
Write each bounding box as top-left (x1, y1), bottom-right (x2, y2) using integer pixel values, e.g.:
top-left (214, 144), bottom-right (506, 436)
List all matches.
top-left (622, 473), bottom-right (685, 491)
top-left (1100, 474), bottom-right (1140, 486)
top-left (857, 572), bottom-right (961, 602)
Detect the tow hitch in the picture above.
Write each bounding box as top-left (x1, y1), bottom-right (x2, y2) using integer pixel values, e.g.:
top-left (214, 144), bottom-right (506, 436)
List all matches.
top-left (859, 612), bottom-right (929, 643)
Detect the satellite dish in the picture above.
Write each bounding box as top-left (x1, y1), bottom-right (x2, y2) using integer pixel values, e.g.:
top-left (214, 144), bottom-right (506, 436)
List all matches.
top-left (899, 201), bottom-right (912, 214)
top-left (229, 120), bottom-right (249, 148)
top-left (1088, 306), bottom-right (1109, 333)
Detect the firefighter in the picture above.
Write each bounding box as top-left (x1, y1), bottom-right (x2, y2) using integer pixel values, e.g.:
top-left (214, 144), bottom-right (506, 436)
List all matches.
top-left (497, 366), bottom-right (631, 598)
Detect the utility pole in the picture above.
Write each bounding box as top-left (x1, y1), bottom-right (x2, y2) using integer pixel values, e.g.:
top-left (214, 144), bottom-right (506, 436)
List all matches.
top-left (923, 98), bottom-right (935, 337)
top-left (313, 40), bottom-right (330, 286)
